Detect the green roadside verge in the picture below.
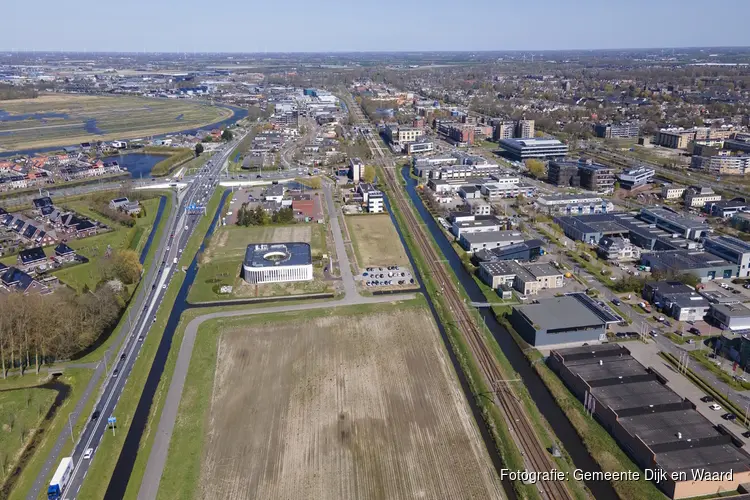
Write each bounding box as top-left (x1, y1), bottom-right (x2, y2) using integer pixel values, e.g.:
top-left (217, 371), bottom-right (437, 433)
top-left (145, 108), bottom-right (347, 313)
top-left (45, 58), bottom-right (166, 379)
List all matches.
top-left (497, 317), bottom-right (666, 500)
top-left (4, 369), bottom-right (94, 500)
top-left (144, 147), bottom-right (195, 177)
top-left (74, 188), bottom-right (227, 499)
top-left (661, 351), bottom-right (750, 427)
top-left (382, 168), bottom-right (555, 500)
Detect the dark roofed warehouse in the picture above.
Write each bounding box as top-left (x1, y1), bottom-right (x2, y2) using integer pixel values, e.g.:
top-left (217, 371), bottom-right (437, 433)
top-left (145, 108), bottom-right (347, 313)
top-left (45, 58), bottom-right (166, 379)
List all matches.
top-left (549, 344), bottom-right (750, 498)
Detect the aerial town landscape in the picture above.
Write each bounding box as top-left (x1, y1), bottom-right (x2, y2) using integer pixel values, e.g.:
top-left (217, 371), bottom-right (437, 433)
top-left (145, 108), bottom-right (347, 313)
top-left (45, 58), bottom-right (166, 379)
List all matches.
top-left (5, 5), bottom-right (750, 500)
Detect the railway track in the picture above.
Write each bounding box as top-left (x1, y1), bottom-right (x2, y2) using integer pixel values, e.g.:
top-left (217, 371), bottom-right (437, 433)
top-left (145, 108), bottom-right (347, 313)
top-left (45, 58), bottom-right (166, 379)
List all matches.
top-left (349, 103), bottom-right (572, 500)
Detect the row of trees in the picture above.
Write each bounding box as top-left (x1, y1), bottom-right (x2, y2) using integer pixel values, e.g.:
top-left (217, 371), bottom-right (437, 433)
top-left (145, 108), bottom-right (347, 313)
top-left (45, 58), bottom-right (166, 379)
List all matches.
top-left (0, 286), bottom-right (124, 376)
top-left (235, 204), bottom-right (295, 226)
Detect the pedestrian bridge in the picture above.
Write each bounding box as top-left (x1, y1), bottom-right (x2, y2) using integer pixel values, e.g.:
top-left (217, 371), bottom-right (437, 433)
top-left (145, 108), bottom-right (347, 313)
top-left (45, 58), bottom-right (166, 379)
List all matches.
top-left (469, 302), bottom-right (506, 308)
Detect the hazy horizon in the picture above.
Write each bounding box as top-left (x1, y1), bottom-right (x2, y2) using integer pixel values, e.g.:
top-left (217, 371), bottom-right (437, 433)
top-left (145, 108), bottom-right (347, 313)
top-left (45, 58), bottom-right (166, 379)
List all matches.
top-left (5, 0), bottom-right (750, 53)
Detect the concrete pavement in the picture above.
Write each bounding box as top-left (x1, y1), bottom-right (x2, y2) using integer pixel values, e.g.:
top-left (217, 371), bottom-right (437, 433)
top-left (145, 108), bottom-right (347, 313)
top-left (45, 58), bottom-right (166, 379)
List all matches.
top-left (322, 181), bottom-right (357, 298)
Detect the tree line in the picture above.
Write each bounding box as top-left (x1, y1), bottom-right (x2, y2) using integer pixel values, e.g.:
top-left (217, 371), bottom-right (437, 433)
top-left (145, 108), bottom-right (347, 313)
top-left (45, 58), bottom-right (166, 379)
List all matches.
top-left (236, 203), bottom-right (295, 226)
top-left (0, 285), bottom-right (124, 377)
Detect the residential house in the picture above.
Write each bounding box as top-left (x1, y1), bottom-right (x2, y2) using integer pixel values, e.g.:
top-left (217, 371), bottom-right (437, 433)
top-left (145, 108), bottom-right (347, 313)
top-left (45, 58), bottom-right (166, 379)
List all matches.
top-left (597, 237), bottom-right (641, 261)
top-left (17, 247), bottom-right (47, 271)
top-left (54, 243), bottom-right (76, 263)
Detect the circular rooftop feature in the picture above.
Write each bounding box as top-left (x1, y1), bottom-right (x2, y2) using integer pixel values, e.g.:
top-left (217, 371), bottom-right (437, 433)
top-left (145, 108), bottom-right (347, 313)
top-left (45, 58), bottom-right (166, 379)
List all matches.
top-left (263, 250), bottom-right (289, 263)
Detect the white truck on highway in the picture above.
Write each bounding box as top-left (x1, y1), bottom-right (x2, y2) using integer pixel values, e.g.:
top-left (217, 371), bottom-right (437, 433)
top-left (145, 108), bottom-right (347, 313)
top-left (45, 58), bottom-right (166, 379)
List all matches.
top-left (47, 457), bottom-right (73, 500)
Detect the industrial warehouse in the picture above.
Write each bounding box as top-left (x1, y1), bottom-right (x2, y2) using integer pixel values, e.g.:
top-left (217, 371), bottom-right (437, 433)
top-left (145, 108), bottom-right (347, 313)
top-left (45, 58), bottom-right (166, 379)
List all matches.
top-left (242, 243), bottom-right (313, 284)
top-left (549, 344), bottom-right (750, 499)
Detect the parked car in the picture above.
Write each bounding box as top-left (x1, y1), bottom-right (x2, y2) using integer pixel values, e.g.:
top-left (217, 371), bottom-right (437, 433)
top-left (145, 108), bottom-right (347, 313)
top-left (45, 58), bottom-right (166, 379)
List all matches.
top-left (700, 396), bottom-right (714, 403)
top-left (723, 413), bottom-right (737, 421)
top-left (689, 327), bottom-right (701, 334)
top-left (743, 431), bottom-right (750, 438)
top-left (709, 404), bottom-right (722, 411)
top-left (611, 298), bottom-right (621, 306)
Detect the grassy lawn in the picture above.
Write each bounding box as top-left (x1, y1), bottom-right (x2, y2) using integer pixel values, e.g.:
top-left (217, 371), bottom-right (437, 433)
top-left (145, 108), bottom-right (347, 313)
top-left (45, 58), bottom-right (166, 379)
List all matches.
top-left (76, 189), bottom-right (227, 499)
top-left (53, 197), bottom-right (161, 292)
top-left (3, 369), bottom-right (93, 500)
top-left (0, 94), bottom-right (232, 152)
top-left (187, 222), bottom-right (331, 303)
top-left (344, 213), bottom-right (410, 268)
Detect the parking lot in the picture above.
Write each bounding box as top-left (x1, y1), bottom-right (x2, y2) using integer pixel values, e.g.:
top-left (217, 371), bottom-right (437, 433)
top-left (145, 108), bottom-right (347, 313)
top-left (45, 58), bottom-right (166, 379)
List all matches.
top-left (357, 265), bottom-right (416, 289)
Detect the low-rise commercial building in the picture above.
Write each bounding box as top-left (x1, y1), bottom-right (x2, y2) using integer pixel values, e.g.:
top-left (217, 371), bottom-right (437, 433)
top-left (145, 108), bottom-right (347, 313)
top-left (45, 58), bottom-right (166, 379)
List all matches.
top-left (536, 194), bottom-right (614, 215)
top-left (405, 139), bottom-right (433, 155)
top-left (509, 296), bottom-right (607, 346)
top-left (661, 184), bottom-right (686, 200)
top-left (467, 199), bottom-right (491, 216)
top-left (709, 303), bottom-right (750, 332)
top-left (705, 200), bottom-right (748, 218)
top-left (498, 138), bottom-right (568, 161)
top-left (242, 243), bottom-right (313, 284)
top-left (385, 125), bottom-right (423, 146)
top-left (684, 186), bottom-right (721, 208)
top-left (548, 343), bottom-right (750, 499)
top-left (617, 167), bottom-right (655, 189)
top-left (703, 235), bottom-right (750, 278)
top-left (451, 215), bottom-right (503, 239)
top-left (459, 230), bottom-right (524, 253)
top-left (690, 154), bottom-right (750, 175)
top-left (643, 281), bottom-right (709, 322)
top-left (731, 212), bottom-right (750, 233)
top-left (640, 250), bottom-right (738, 282)
top-left (473, 239), bottom-right (543, 264)
top-left (478, 260), bottom-right (562, 295)
top-left (639, 207), bottom-right (710, 240)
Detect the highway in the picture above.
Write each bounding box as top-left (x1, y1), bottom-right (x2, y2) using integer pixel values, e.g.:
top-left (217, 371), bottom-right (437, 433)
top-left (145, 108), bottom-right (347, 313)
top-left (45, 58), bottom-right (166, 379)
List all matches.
top-left (43, 134), bottom-right (245, 500)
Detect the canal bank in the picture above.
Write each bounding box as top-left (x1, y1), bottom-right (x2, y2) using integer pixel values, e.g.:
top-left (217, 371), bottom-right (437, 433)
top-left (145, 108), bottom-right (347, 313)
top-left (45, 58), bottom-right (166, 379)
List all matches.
top-left (398, 166), bottom-right (616, 499)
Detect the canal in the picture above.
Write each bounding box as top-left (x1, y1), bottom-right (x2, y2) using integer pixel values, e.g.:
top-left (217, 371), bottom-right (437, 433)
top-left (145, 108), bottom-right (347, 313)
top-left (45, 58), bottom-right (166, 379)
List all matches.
top-left (103, 190), bottom-right (230, 498)
top-left (399, 167), bottom-right (616, 499)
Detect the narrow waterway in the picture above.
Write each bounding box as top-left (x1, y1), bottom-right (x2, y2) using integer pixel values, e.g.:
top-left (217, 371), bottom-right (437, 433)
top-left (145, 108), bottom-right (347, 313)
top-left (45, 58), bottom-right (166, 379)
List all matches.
top-left (104, 190), bottom-right (230, 498)
top-left (139, 195), bottom-right (167, 264)
top-left (382, 194), bottom-right (517, 499)
top-left (399, 167), bottom-right (616, 499)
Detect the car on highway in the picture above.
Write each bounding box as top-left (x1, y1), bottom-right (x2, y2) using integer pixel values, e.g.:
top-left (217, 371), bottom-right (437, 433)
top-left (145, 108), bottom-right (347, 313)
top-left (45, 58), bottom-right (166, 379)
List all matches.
top-left (611, 298), bottom-right (621, 306)
top-left (138, 336), bottom-right (144, 342)
top-left (113, 369), bottom-right (119, 377)
top-left (162, 284), bottom-right (167, 289)
top-left (83, 448), bottom-right (93, 460)
top-left (91, 410), bottom-right (101, 421)
top-left (120, 353), bottom-right (126, 360)
top-left (689, 327), bottom-right (701, 334)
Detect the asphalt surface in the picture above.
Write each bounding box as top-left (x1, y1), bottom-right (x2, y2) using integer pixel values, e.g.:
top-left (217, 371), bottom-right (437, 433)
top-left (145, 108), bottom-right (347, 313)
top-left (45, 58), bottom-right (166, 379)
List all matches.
top-left (27, 194), bottom-right (175, 500)
top-left (36, 135), bottom-right (244, 500)
top-left (136, 178), bottom-right (416, 499)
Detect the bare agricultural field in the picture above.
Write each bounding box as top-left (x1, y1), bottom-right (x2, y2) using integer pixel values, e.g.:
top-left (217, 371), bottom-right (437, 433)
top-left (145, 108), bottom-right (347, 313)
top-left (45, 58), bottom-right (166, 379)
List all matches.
top-left (345, 214), bottom-right (410, 268)
top-left (0, 94), bottom-right (232, 152)
top-left (197, 307), bottom-right (503, 500)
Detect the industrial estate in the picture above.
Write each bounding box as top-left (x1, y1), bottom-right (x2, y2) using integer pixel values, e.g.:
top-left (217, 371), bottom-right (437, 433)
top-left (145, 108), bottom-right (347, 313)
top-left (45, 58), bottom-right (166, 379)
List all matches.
top-left (6, 34), bottom-right (750, 500)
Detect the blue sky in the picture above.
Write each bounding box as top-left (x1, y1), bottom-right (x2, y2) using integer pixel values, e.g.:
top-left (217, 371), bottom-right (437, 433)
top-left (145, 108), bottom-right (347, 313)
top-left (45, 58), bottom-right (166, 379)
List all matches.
top-left (3, 0), bottom-right (750, 53)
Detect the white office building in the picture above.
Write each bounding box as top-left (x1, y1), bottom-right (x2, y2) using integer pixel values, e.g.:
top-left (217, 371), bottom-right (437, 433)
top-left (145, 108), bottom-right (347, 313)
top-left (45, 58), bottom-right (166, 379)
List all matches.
top-left (243, 243), bottom-right (313, 284)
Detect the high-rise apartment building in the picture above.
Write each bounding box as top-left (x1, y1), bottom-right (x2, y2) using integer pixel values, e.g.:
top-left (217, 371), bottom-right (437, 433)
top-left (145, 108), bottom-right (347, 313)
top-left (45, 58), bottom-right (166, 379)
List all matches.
top-left (515, 119), bottom-right (535, 139)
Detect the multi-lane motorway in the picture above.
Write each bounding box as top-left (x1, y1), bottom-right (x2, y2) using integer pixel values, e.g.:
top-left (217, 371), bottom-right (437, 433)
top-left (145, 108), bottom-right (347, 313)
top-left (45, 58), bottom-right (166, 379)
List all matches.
top-left (50, 135), bottom-right (243, 500)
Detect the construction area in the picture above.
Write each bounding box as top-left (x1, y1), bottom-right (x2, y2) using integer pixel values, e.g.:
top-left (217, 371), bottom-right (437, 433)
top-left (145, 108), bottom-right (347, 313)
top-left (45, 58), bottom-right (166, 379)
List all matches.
top-left (344, 214), bottom-right (410, 270)
top-left (197, 306), bottom-right (504, 500)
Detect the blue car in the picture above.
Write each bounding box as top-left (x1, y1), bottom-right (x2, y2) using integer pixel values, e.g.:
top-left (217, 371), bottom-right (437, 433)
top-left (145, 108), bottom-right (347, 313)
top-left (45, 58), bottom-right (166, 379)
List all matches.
top-left (363, 272), bottom-right (369, 276)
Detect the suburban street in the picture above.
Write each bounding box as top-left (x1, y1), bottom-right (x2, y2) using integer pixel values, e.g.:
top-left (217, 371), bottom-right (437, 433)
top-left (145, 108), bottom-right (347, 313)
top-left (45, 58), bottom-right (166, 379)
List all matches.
top-left (33, 134), bottom-right (245, 500)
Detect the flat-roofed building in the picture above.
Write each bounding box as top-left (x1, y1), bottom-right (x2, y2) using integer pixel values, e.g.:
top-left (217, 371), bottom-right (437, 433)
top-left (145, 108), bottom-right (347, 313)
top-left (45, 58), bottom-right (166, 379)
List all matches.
top-left (705, 199), bottom-right (747, 218)
top-left (450, 215), bottom-right (503, 239)
top-left (548, 343), bottom-right (750, 499)
top-left (684, 186), bottom-right (721, 208)
top-left (405, 139), bottom-right (433, 155)
top-left (509, 296), bottom-right (607, 346)
top-left (731, 211), bottom-right (750, 233)
top-left (536, 194), bottom-right (614, 215)
top-left (467, 199), bottom-right (491, 216)
top-left (242, 243), bottom-right (313, 284)
top-left (617, 166), bottom-right (655, 189)
top-left (639, 207), bottom-right (710, 240)
top-left (594, 123), bottom-right (640, 139)
top-left (459, 230), bottom-right (524, 253)
top-left (498, 138), bottom-right (568, 161)
top-left (640, 250), bottom-right (738, 282)
top-left (690, 154), bottom-right (750, 175)
top-left (703, 235), bottom-right (750, 277)
top-left (661, 184), bottom-right (686, 200)
top-left (709, 303), bottom-right (750, 332)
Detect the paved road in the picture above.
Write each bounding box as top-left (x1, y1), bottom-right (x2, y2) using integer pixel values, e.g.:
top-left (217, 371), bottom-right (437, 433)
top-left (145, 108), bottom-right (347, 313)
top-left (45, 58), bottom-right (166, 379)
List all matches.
top-left (36, 135), bottom-right (245, 500)
top-left (26, 191), bottom-right (176, 500)
top-left (137, 174), bottom-right (418, 498)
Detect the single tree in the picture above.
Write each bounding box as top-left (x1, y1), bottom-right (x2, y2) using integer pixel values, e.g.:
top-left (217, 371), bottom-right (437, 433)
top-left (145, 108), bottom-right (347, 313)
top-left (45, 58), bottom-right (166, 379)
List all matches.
top-left (195, 143), bottom-right (204, 156)
top-left (221, 129), bottom-right (233, 141)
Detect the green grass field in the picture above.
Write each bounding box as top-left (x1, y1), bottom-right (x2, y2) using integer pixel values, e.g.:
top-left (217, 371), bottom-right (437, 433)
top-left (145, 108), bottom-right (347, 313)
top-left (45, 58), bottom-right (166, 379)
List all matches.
top-left (187, 223), bottom-right (330, 303)
top-left (0, 94), bottom-right (233, 152)
top-left (53, 197), bottom-right (161, 291)
top-left (1, 369), bottom-right (94, 500)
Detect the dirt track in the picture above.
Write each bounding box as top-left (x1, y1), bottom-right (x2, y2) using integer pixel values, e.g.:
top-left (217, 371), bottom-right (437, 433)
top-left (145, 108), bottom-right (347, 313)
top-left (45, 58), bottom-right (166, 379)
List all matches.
top-left (199, 308), bottom-right (504, 500)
